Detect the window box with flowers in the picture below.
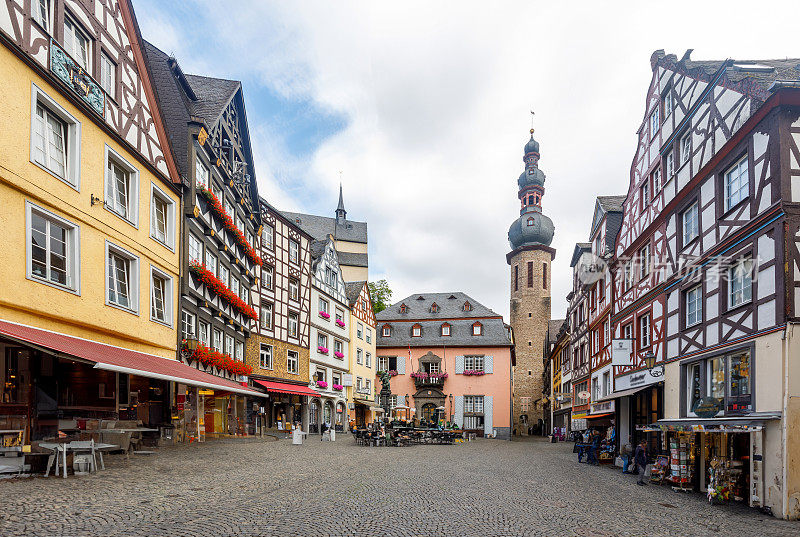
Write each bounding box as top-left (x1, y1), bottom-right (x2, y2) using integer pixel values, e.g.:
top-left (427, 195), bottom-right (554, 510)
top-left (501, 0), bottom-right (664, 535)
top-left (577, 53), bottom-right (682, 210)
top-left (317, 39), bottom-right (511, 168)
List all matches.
top-left (334, 351), bottom-right (344, 359)
top-left (317, 346), bottom-right (329, 355)
top-left (196, 186), bottom-right (263, 267)
top-left (316, 380), bottom-right (328, 389)
top-left (332, 384), bottom-right (344, 391)
top-left (377, 370), bottom-right (398, 377)
top-left (180, 340), bottom-right (253, 377)
top-left (188, 261), bottom-right (258, 322)
top-left (335, 319), bottom-right (346, 328)
top-left (463, 370), bottom-right (485, 376)
top-left (319, 311), bottom-right (330, 320)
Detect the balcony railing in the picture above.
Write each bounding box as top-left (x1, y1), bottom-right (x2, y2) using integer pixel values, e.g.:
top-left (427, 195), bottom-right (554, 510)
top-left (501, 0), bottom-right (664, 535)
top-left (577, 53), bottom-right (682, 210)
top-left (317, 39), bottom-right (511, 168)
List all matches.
top-left (411, 373), bottom-right (447, 388)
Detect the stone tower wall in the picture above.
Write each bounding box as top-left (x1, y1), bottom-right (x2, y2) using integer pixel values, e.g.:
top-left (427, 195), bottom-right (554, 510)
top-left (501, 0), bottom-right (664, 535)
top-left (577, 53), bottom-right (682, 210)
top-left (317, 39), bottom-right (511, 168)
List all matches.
top-left (509, 248), bottom-right (552, 435)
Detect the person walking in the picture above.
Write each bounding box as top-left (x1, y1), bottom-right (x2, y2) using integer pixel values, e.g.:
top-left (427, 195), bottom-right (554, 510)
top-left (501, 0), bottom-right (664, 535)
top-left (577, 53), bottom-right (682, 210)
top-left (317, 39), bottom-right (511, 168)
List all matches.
top-left (620, 436), bottom-right (634, 474)
top-left (587, 429), bottom-right (601, 466)
top-left (634, 439), bottom-right (648, 485)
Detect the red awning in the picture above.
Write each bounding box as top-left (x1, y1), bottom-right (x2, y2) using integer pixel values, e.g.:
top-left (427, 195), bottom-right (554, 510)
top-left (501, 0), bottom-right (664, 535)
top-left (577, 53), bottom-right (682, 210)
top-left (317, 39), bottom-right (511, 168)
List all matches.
top-left (0, 319), bottom-right (265, 397)
top-left (587, 413), bottom-right (615, 419)
top-left (252, 379), bottom-right (319, 397)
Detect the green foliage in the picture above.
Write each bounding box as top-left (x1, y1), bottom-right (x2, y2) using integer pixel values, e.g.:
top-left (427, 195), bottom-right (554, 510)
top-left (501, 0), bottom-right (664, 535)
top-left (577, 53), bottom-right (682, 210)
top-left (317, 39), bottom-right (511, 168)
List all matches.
top-left (368, 279), bottom-right (392, 313)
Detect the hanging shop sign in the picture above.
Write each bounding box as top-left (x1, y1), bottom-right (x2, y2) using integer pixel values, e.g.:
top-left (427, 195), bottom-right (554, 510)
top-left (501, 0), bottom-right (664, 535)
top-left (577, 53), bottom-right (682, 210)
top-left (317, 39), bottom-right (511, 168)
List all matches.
top-left (50, 40), bottom-right (105, 115)
top-left (611, 339), bottom-right (634, 366)
top-left (343, 374), bottom-right (353, 387)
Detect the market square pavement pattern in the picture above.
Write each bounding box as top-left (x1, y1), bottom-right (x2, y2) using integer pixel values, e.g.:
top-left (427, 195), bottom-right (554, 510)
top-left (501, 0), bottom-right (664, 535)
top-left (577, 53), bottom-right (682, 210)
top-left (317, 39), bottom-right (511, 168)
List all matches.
top-left (0, 437), bottom-right (795, 537)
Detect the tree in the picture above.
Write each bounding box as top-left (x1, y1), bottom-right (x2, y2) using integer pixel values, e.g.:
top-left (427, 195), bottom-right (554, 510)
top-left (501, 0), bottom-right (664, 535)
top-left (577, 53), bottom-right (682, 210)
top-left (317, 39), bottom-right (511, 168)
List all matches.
top-left (368, 279), bottom-right (392, 314)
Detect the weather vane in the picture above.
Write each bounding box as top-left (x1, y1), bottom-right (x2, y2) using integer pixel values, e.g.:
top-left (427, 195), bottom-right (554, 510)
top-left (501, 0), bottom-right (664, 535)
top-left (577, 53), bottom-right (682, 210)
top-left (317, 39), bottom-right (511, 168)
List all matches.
top-left (530, 110), bottom-right (535, 133)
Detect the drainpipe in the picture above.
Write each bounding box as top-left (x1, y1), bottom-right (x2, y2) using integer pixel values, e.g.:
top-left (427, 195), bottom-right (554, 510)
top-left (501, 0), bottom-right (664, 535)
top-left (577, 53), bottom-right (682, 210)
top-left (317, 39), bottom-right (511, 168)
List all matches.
top-left (781, 322), bottom-right (794, 519)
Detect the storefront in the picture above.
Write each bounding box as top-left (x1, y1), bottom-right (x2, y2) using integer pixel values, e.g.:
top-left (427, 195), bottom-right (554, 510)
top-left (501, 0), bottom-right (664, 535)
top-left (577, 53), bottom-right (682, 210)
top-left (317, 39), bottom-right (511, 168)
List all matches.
top-left (352, 398), bottom-right (374, 428)
top-left (251, 379), bottom-right (317, 433)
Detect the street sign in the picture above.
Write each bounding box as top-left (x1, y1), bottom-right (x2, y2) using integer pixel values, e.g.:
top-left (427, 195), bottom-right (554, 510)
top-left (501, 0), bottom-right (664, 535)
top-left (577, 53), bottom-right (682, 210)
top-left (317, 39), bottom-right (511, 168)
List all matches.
top-left (611, 339), bottom-right (634, 366)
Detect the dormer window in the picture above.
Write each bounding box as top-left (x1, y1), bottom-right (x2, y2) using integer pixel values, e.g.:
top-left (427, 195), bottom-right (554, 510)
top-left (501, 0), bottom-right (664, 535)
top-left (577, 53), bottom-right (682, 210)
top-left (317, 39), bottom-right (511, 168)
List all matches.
top-left (527, 217), bottom-right (534, 226)
top-left (399, 303), bottom-right (408, 314)
top-left (382, 324), bottom-right (391, 337)
top-left (430, 303), bottom-right (439, 313)
top-left (472, 322), bottom-right (483, 336)
top-left (441, 323), bottom-right (451, 337)
top-left (412, 324), bottom-right (422, 337)
top-left (463, 301), bottom-right (472, 312)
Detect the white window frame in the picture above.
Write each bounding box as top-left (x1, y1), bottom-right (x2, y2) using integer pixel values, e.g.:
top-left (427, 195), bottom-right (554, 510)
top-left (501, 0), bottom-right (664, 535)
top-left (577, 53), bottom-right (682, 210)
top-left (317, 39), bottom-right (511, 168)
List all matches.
top-left (366, 328), bottom-right (372, 344)
top-left (382, 326), bottom-right (391, 337)
top-left (319, 298), bottom-right (329, 315)
top-left (181, 310), bottom-right (196, 340)
top-left (663, 90), bottom-right (673, 118)
top-left (204, 251), bottom-right (217, 276)
top-left (261, 302), bottom-right (273, 330)
top-left (729, 257), bottom-right (753, 309)
top-left (219, 264), bottom-right (229, 287)
top-left (225, 334), bottom-right (234, 357)
top-left (357, 348), bottom-right (363, 364)
top-left (150, 182), bottom-right (175, 250)
top-left (288, 312), bottom-right (299, 339)
top-left (682, 201), bottom-right (699, 245)
top-left (100, 51), bottom-right (116, 98)
top-left (650, 108), bottom-right (659, 138)
top-left (412, 326), bottom-right (421, 337)
top-left (30, 84), bottom-right (81, 189)
top-left (32, 0), bottom-right (51, 32)
top-left (188, 233), bottom-right (203, 264)
top-left (357, 322), bottom-right (363, 339)
top-left (464, 355), bottom-right (484, 372)
top-left (686, 285), bottom-right (702, 327)
top-left (639, 314), bottom-right (651, 349)
top-left (25, 201), bottom-right (80, 294)
top-left (289, 240), bottom-right (299, 264)
top-left (334, 339), bottom-right (343, 356)
top-left (105, 241), bottom-right (140, 314)
top-left (198, 320), bottom-right (210, 347)
top-left (289, 279), bottom-right (299, 301)
top-left (212, 328), bottom-right (222, 352)
top-left (603, 371), bottom-right (611, 397)
top-left (724, 157), bottom-right (749, 212)
top-left (260, 344), bottom-right (273, 370)
top-left (262, 265), bottom-right (273, 289)
top-left (195, 155), bottom-right (208, 189)
top-left (263, 225), bottom-right (274, 248)
top-left (666, 150), bottom-right (675, 179)
top-left (235, 341), bottom-right (244, 363)
top-left (63, 14), bottom-right (91, 71)
top-left (639, 244), bottom-right (650, 280)
top-left (472, 324), bottom-right (482, 336)
top-left (318, 332), bottom-right (328, 350)
top-left (287, 350), bottom-right (299, 374)
top-left (680, 132), bottom-right (692, 165)
top-left (149, 265), bottom-right (173, 327)
top-left (104, 145), bottom-right (140, 227)
top-left (365, 352), bottom-right (371, 368)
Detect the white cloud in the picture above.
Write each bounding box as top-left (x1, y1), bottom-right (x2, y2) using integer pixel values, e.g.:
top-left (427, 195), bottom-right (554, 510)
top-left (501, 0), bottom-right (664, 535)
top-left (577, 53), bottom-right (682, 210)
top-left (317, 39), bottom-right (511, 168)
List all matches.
top-left (138, 0), bottom-right (800, 320)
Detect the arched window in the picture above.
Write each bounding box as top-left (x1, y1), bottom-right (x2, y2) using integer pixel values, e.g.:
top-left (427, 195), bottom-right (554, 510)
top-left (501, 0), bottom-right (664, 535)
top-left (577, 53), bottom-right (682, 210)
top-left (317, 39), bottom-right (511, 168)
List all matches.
top-left (463, 301), bottom-right (472, 312)
top-left (412, 324), bottom-right (422, 337)
top-left (382, 324), bottom-right (392, 337)
top-left (472, 322), bottom-right (483, 336)
top-left (430, 303), bottom-right (439, 313)
top-left (399, 303), bottom-right (408, 314)
top-left (527, 217), bottom-right (534, 226)
top-left (441, 323), bottom-right (451, 336)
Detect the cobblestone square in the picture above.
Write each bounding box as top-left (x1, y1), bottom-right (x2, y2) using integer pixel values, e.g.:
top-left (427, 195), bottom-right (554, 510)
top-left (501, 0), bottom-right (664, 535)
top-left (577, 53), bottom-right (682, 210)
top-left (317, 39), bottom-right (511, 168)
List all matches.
top-left (0, 437), bottom-right (795, 537)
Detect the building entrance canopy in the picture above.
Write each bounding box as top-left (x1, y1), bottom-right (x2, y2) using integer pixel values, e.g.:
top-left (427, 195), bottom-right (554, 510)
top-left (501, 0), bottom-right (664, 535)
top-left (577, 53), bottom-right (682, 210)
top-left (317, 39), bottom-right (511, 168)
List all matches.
top-left (0, 320), bottom-right (264, 397)
top-left (252, 379), bottom-right (318, 397)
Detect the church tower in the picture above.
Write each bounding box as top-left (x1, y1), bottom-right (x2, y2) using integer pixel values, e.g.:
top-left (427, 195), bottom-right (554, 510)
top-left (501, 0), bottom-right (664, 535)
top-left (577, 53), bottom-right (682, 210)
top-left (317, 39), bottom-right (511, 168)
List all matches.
top-left (507, 127), bottom-right (555, 436)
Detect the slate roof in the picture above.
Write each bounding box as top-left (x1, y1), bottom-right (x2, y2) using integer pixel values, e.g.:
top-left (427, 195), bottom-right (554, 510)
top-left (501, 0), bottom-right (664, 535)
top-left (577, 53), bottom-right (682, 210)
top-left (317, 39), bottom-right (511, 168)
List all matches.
top-left (309, 240), bottom-right (328, 261)
top-left (376, 292), bottom-right (501, 321)
top-left (344, 281), bottom-right (366, 307)
top-left (597, 195), bottom-right (625, 212)
top-left (183, 74), bottom-right (240, 124)
top-left (282, 212), bottom-right (368, 244)
top-left (336, 251), bottom-right (368, 268)
top-left (570, 243), bottom-right (591, 267)
top-left (548, 319), bottom-right (566, 344)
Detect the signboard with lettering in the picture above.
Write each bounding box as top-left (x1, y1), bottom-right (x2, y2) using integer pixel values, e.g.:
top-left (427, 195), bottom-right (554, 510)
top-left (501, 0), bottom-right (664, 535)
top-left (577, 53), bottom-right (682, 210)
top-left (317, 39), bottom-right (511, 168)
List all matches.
top-left (50, 39), bottom-right (105, 116)
top-left (615, 368), bottom-right (661, 391)
top-left (342, 374), bottom-right (353, 387)
top-left (611, 339), bottom-right (634, 366)
top-left (590, 400), bottom-right (615, 415)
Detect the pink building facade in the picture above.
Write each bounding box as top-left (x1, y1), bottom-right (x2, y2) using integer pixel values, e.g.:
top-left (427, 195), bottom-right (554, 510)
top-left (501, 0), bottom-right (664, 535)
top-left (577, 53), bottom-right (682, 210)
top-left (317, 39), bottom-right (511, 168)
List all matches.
top-left (376, 293), bottom-right (514, 439)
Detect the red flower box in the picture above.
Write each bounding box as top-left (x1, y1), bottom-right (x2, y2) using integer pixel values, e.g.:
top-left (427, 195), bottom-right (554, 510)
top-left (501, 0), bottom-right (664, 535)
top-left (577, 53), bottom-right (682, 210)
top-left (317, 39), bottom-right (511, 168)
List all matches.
top-left (189, 261), bottom-right (258, 322)
top-left (181, 340), bottom-right (252, 377)
top-left (197, 186), bottom-right (263, 267)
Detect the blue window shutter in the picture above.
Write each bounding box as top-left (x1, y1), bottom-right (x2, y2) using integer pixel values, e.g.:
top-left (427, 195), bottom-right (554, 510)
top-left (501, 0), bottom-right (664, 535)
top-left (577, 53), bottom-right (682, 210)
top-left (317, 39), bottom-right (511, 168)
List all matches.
top-left (396, 357), bottom-right (406, 374)
top-left (483, 396), bottom-right (493, 436)
top-left (454, 395), bottom-right (464, 427)
top-left (484, 355), bottom-right (494, 374)
top-left (455, 355), bottom-right (464, 374)
top-left (396, 395), bottom-right (405, 407)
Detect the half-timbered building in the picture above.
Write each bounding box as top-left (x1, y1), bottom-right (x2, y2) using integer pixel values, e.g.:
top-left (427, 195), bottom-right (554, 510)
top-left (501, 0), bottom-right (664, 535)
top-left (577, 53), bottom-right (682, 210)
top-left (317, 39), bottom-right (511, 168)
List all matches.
top-left (308, 238), bottom-right (350, 433)
top-left (611, 50), bottom-right (800, 518)
top-left (247, 198), bottom-right (316, 433)
top-left (567, 243), bottom-right (591, 432)
top-left (145, 41), bottom-right (266, 438)
top-left (345, 281), bottom-right (378, 426)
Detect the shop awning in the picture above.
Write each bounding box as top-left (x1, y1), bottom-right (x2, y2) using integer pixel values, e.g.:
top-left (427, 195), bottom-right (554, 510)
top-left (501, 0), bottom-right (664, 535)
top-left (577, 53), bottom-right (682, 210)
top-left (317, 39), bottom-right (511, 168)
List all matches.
top-left (595, 385), bottom-right (650, 403)
top-left (251, 379), bottom-right (318, 397)
top-left (353, 398), bottom-right (373, 406)
top-left (587, 412), bottom-right (614, 419)
top-left (637, 413), bottom-right (781, 433)
top-left (0, 319), bottom-right (264, 397)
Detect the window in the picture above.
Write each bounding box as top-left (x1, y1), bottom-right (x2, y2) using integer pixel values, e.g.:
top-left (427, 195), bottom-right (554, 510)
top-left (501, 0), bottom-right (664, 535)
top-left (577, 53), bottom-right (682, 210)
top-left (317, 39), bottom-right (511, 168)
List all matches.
top-left (150, 267), bottom-right (172, 325)
top-left (650, 107), bottom-right (659, 137)
top-left (623, 323), bottom-right (632, 340)
top-left (527, 261), bottom-right (534, 287)
top-left (356, 377), bottom-right (363, 392)
top-left (105, 147), bottom-right (139, 225)
top-left (262, 265), bottom-right (273, 289)
top-left (639, 244), bottom-right (650, 279)
top-left (357, 322), bottom-right (364, 339)
top-left (318, 333), bottom-right (328, 350)
top-left (231, 278), bottom-right (239, 298)
top-left (100, 52), bottom-right (116, 97)
top-left (188, 234), bottom-right (202, 263)
top-left (686, 350), bottom-right (752, 416)
top-left (666, 150), bottom-right (675, 179)
top-left (335, 308), bottom-right (345, 326)
top-left (441, 324), bottom-right (451, 336)
top-left (603, 371), bottom-right (611, 397)
top-left (261, 302), bottom-right (273, 330)
top-left (592, 377), bottom-right (600, 400)
top-left (464, 355), bottom-right (484, 372)
top-left (543, 263), bottom-right (547, 289)
top-left (382, 325), bottom-right (391, 337)
top-left (235, 215), bottom-right (244, 234)
top-left (463, 396), bottom-right (485, 430)
top-left (357, 348), bottom-right (363, 364)
top-left (366, 328), bottom-right (372, 344)
top-left (198, 320), bottom-right (210, 346)
top-left (319, 298), bottom-right (329, 316)
top-left (663, 89), bottom-right (673, 118)
top-left (212, 329), bottom-right (222, 352)
top-left (260, 344), bottom-right (273, 370)
top-left (289, 240), bottom-right (299, 264)
top-left (332, 372), bottom-right (341, 387)
top-left (623, 263), bottom-right (633, 291)
top-left (325, 267), bottom-right (337, 287)
top-left (150, 184), bottom-right (174, 249)
top-left (639, 314), bottom-right (651, 349)
top-left (514, 265), bottom-right (518, 291)
top-left (289, 278), bottom-right (299, 301)
top-left (724, 157), bottom-right (749, 211)
top-left (288, 312), bottom-right (299, 339)
top-left (430, 303), bottom-right (439, 313)
top-left (212, 181), bottom-right (222, 202)
top-left (219, 265), bottom-right (229, 288)
top-left (378, 356), bottom-right (397, 372)
top-left (181, 310), bottom-right (195, 340)
top-left (682, 201), bottom-right (699, 245)
top-left (729, 257), bottom-right (753, 308)
top-left (30, 86), bottom-right (82, 188)
top-left (33, 0), bottom-right (50, 32)
top-left (204, 251), bottom-right (217, 276)
top-left (63, 16), bottom-right (90, 70)
top-left (366, 379), bottom-right (371, 394)
top-left (651, 167), bottom-right (661, 193)
top-left (224, 197), bottom-right (235, 219)
top-left (195, 155), bottom-right (208, 189)
top-left (287, 350), bottom-right (299, 374)
top-left (399, 303), bottom-right (408, 314)
top-left (686, 285), bottom-right (702, 327)
top-left (235, 341), bottom-right (244, 363)
top-left (106, 243), bottom-right (138, 312)
top-left (263, 225), bottom-right (273, 249)
top-left (224, 334), bottom-right (234, 357)
top-left (640, 180), bottom-right (649, 208)
top-left (412, 325), bottom-right (421, 337)
top-left (472, 323), bottom-right (482, 336)
top-left (27, 203), bottom-right (79, 291)
top-left (334, 339), bottom-right (343, 357)
top-left (366, 352), bottom-right (371, 368)
top-left (463, 301), bottom-right (472, 312)
top-left (680, 132), bottom-right (692, 165)
top-left (687, 363), bottom-right (701, 416)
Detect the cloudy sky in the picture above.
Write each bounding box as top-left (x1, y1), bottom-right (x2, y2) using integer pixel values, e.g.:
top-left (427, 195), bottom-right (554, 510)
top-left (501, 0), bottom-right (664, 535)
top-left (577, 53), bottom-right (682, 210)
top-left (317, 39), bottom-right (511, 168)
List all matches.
top-left (136, 0), bottom-right (800, 320)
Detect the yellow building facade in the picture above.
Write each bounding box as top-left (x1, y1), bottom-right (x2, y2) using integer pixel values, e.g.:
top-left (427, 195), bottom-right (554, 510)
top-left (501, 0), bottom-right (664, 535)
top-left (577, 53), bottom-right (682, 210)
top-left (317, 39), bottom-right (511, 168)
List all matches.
top-left (345, 281), bottom-right (378, 426)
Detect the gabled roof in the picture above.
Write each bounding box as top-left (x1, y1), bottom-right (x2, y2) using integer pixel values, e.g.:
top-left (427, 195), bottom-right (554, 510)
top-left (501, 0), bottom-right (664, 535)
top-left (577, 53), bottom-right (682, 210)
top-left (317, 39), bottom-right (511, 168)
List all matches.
top-left (183, 74), bottom-right (240, 125)
top-left (570, 243), bottom-right (591, 268)
top-left (282, 212), bottom-right (368, 244)
top-left (548, 319), bottom-right (566, 344)
top-left (309, 239), bottom-right (328, 261)
top-left (345, 281), bottom-right (366, 307)
top-left (376, 292), bottom-right (500, 321)
top-left (591, 195), bottom-right (626, 254)
top-left (597, 195), bottom-right (626, 212)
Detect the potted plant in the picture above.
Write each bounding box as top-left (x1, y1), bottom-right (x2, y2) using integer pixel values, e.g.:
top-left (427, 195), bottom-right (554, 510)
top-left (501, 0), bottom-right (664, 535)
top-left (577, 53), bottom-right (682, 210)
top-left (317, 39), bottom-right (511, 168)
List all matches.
top-left (319, 311), bottom-right (330, 319)
top-left (317, 346), bottom-right (329, 354)
top-left (334, 351), bottom-right (344, 359)
top-left (332, 384), bottom-right (344, 391)
top-left (316, 380), bottom-right (328, 389)
top-left (335, 319), bottom-right (345, 328)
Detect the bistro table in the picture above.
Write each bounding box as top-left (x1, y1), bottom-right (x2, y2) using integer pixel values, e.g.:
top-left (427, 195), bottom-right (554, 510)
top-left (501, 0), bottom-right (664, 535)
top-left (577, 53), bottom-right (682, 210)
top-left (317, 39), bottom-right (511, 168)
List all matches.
top-left (40, 441), bottom-right (119, 478)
